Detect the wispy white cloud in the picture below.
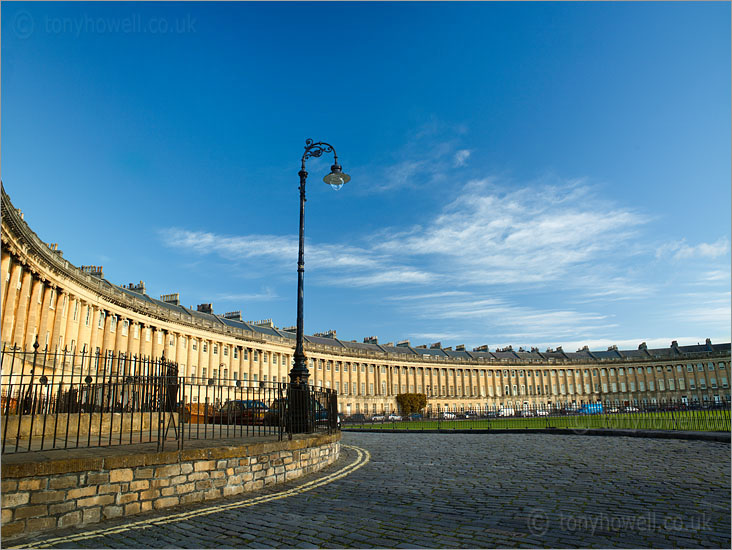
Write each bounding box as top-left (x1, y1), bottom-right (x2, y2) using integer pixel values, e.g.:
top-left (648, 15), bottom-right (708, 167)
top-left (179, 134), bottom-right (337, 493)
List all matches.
top-left (570, 275), bottom-right (655, 303)
top-left (161, 229), bottom-right (296, 260)
top-left (395, 293), bottom-right (615, 346)
top-left (453, 149), bottom-right (472, 167)
top-left (160, 171), bottom-right (728, 348)
top-left (160, 229), bottom-right (379, 270)
top-left (160, 227), bottom-right (431, 291)
top-left (697, 270), bottom-right (731, 283)
top-left (325, 268), bottom-right (435, 288)
top-left (215, 287), bottom-right (280, 302)
top-left (355, 123), bottom-right (473, 192)
top-left (679, 306), bottom-right (732, 325)
top-left (656, 237), bottom-right (729, 261)
top-left (375, 178), bottom-right (646, 286)
top-left (670, 291), bottom-right (731, 326)
top-left (162, 178), bottom-right (653, 299)
top-left (386, 291), bottom-right (472, 301)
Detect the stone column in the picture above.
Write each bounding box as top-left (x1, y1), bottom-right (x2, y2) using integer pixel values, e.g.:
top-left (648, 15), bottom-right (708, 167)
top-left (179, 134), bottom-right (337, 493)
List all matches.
top-left (150, 327), bottom-right (161, 358)
top-left (126, 320), bottom-right (138, 357)
top-left (75, 301), bottom-right (91, 357)
top-left (1, 259), bottom-right (23, 344)
top-left (100, 310), bottom-right (115, 356)
top-left (87, 305), bottom-right (102, 356)
top-left (63, 295), bottom-right (80, 353)
top-left (11, 268), bottom-right (33, 347)
top-left (23, 277), bottom-right (44, 350)
top-left (35, 284), bottom-right (57, 351)
top-left (246, 346), bottom-right (253, 384)
top-left (0, 251), bottom-right (12, 314)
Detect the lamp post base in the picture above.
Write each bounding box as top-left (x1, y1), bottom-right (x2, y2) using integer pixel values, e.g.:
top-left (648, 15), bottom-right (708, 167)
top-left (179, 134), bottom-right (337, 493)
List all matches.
top-left (287, 384), bottom-right (311, 434)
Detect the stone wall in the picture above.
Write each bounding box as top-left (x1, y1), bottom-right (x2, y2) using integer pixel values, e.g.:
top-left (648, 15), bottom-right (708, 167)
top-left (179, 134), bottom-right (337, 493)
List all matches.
top-left (1, 433), bottom-right (340, 541)
top-left (4, 412), bottom-right (175, 439)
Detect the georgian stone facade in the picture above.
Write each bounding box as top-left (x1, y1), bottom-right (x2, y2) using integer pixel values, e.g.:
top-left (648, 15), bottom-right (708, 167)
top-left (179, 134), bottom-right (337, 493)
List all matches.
top-left (2, 186), bottom-right (730, 416)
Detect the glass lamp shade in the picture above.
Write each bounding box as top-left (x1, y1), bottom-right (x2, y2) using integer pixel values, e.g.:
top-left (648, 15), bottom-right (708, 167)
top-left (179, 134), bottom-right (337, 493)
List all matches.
top-left (323, 170), bottom-right (350, 191)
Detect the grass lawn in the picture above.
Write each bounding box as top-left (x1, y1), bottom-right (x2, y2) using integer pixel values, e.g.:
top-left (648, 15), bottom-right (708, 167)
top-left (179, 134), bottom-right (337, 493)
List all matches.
top-left (342, 409), bottom-right (731, 432)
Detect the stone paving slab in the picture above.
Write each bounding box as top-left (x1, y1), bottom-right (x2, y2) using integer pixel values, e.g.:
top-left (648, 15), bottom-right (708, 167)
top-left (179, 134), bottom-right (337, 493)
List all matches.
top-left (9, 432), bottom-right (731, 548)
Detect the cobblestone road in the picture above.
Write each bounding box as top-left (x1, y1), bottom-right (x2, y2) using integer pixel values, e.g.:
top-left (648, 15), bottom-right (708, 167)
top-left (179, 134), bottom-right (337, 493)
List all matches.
top-left (12, 433), bottom-right (731, 548)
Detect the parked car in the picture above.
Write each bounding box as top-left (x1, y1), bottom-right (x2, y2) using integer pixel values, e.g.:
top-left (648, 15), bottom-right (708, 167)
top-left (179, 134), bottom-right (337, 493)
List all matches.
top-left (209, 400), bottom-right (270, 425)
top-left (535, 409), bottom-right (549, 417)
top-left (624, 406), bottom-right (639, 412)
top-left (346, 413), bottom-right (367, 423)
top-left (520, 409), bottom-right (535, 417)
top-left (406, 413), bottom-right (423, 421)
top-left (387, 413), bottom-right (402, 421)
top-left (371, 414), bottom-right (386, 421)
top-left (263, 398), bottom-right (286, 426)
top-left (498, 407), bottom-right (515, 417)
top-left (463, 411), bottom-right (479, 419)
top-left (579, 403), bottom-right (604, 415)
top-left (439, 411), bottom-right (456, 419)
top-left (313, 399), bottom-right (340, 429)
top-left (261, 398), bottom-right (340, 428)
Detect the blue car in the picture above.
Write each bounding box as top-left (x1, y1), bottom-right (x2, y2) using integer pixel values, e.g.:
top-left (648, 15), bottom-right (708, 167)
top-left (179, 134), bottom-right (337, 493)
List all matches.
top-left (313, 399), bottom-right (340, 428)
top-left (579, 403), bottom-right (603, 415)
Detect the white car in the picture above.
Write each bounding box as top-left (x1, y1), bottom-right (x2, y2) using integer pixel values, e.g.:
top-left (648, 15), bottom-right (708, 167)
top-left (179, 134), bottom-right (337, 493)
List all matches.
top-left (387, 414), bottom-right (402, 421)
top-left (536, 410), bottom-right (549, 417)
top-left (371, 414), bottom-right (386, 421)
top-left (439, 412), bottom-right (456, 419)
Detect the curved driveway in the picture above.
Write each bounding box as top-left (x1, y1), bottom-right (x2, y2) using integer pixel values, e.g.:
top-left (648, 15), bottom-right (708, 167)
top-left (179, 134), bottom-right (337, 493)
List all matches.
top-left (13, 432), bottom-right (731, 548)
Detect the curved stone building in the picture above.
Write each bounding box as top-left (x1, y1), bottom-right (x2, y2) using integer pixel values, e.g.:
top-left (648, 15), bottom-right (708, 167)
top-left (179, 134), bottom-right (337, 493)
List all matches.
top-left (2, 186), bottom-right (730, 415)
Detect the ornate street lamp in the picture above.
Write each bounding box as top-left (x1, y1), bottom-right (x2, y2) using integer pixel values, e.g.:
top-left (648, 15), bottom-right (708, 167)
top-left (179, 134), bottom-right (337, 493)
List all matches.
top-left (289, 139), bottom-right (350, 388)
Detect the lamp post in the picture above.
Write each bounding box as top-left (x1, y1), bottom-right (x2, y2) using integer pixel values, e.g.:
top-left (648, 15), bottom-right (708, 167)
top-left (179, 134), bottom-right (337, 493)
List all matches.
top-left (289, 139), bottom-right (350, 388)
top-left (288, 139), bottom-right (349, 433)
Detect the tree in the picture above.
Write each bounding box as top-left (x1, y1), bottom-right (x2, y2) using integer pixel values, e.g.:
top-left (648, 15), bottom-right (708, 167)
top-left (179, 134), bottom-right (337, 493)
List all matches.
top-left (396, 393), bottom-right (427, 414)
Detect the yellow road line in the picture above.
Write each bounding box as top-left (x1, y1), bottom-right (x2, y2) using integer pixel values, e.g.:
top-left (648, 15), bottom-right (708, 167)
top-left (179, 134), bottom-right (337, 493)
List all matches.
top-left (17, 444), bottom-right (370, 549)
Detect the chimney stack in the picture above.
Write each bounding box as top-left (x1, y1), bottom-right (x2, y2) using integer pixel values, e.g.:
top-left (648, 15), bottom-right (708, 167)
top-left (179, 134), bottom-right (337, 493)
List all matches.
top-left (81, 265), bottom-right (103, 278)
top-left (161, 293), bottom-right (180, 306)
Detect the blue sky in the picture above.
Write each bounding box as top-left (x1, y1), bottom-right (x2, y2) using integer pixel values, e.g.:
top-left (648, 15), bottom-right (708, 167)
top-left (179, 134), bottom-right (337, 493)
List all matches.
top-left (3, 2), bottom-right (730, 351)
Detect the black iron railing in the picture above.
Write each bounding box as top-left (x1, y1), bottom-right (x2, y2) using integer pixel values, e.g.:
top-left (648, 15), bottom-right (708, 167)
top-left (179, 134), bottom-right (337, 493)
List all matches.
top-left (1, 345), bottom-right (339, 454)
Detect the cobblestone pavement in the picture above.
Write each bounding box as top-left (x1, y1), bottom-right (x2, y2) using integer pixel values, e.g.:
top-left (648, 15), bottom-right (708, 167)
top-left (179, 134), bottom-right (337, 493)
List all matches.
top-left (12, 433), bottom-right (731, 549)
